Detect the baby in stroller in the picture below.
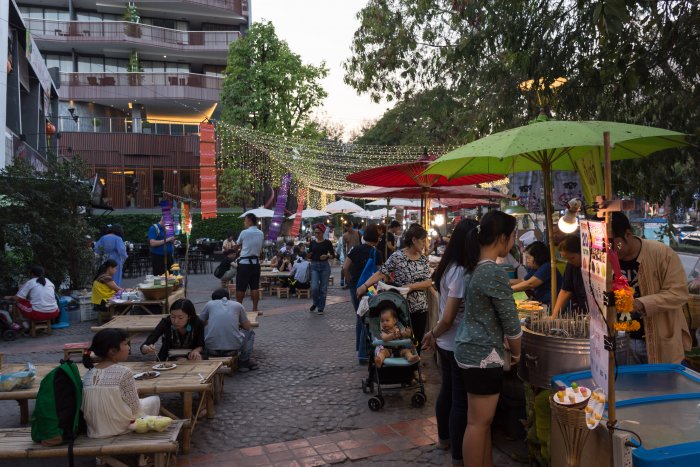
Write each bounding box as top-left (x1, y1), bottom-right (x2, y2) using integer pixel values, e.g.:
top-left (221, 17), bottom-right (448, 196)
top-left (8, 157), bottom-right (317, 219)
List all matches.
top-left (374, 308), bottom-right (420, 367)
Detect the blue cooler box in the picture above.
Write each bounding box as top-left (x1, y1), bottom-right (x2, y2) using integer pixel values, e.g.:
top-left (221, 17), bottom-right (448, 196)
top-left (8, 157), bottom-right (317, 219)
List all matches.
top-left (552, 364), bottom-right (700, 466)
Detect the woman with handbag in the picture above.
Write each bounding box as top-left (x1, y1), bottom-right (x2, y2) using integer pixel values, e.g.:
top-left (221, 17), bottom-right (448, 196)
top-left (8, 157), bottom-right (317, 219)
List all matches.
top-left (421, 219), bottom-right (478, 466)
top-left (342, 224), bottom-right (382, 364)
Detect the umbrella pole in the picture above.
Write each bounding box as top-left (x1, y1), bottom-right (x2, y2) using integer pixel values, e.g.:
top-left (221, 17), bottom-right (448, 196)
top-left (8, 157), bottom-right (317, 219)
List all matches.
top-left (542, 163), bottom-right (558, 311)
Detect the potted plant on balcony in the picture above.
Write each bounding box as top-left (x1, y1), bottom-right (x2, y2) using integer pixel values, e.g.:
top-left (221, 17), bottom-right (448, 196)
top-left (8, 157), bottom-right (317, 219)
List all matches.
top-left (93, 118), bottom-right (102, 131)
top-left (127, 51), bottom-right (143, 86)
top-left (123, 3), bottom-right (141, 38)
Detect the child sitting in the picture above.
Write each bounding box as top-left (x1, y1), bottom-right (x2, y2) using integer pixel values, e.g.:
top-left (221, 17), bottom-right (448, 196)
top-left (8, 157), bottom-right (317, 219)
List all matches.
top-left (82, 329), bottom-right (160, 438)
top-left (374, 308), bottom-right (420, 367)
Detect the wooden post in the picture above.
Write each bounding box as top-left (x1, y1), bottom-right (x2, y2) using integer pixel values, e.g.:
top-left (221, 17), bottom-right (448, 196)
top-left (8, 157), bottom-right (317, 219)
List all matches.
top-left (542, 163), bottom-right (558, 311)
top-left (603, 131), bottom-right (617, 435)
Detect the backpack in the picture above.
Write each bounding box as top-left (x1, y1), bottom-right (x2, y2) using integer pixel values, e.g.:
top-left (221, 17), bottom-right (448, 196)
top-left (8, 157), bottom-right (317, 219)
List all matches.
top-left (357, 247), bottom-right (378, 289)
top-left (214, 260), bottom-right (228, 279)
top-left (31, 360), bottom-right (84, 466)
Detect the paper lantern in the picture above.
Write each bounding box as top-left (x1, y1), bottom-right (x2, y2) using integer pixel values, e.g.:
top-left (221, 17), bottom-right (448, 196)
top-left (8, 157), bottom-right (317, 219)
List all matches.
top-left (45, 121), bottom-right (57, 135)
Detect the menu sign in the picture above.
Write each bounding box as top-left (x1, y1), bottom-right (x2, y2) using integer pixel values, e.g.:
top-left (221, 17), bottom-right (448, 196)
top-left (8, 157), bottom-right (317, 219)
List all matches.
top-left (580, 220), bottom-right (610, 395)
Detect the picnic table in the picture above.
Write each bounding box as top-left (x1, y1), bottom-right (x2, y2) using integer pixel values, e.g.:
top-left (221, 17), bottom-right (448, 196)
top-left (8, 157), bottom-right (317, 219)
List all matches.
top-left (107, 287), bottom-right (185, 317)
top-left (0, 360), bottom-right (221, 453)
top-left (92, 312), bottom-right (258, 334)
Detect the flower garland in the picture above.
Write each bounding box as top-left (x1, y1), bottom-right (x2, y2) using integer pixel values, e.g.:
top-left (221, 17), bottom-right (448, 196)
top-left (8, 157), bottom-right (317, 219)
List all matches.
top-left (609, 248), bottom-right (640, 333)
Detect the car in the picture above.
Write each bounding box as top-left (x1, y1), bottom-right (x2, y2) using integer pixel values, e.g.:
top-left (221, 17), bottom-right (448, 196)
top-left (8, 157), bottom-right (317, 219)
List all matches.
top-left (682, 230), bottom-right (700, 246)
top-left (673, 224), bottom-right (698, 243)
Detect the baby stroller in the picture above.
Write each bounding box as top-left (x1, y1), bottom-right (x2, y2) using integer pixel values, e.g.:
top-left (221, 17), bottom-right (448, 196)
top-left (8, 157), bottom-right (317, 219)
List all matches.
top-left (361, 289), bottom-right (426, 411)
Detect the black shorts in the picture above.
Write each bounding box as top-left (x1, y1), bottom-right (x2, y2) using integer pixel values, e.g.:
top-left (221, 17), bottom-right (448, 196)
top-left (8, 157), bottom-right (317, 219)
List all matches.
top-left (460, 366), bottom-right (504, 395)
top-left (236, 263), bottom-right (260, 291)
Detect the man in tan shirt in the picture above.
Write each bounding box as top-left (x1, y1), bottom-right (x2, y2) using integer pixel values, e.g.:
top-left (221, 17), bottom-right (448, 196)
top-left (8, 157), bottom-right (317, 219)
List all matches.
top-left (612, 212), bottom-right (691, 364)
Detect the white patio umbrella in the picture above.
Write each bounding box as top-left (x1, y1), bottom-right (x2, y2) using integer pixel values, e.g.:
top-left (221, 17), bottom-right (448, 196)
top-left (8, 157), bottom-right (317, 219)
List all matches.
top-left (239, 206), bottom-right (275, 218)
top-left (287, 208), bottom-right (330, 219)
top-left (353, 210), bottom-right (373, 219)
top-left (367, 198), bottom-right (422, 208)
top-left (367, 208), bottom-right (396, 220)
top-left (323, 199), bottom-right (363, 214)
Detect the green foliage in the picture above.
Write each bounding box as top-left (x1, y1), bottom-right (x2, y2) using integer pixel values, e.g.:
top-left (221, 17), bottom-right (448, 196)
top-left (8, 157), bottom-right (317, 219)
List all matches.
top-left (87, 214), bottom-right (245, 244)
top-left (346, 1), bottom-right (700, 212)
top-left (221, 21), bottom-right (329, 137)
top-left (218, 167), bottom-right (256, 211)
top-left (127, 51), bottom-right (143, 73)
top-left (0, 158), bottom-right (95, 291)
top-left (123, 3), bottom-right (140, 23)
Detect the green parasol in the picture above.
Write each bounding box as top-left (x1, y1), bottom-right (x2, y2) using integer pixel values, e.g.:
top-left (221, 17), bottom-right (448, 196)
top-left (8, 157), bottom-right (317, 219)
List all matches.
top-left (424, 120), bottom-right (688, 306)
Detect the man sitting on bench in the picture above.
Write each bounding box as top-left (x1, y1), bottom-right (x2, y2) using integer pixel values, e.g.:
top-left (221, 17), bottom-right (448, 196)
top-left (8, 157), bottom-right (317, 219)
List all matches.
top-left (200, 288), bottom-right (258, 370)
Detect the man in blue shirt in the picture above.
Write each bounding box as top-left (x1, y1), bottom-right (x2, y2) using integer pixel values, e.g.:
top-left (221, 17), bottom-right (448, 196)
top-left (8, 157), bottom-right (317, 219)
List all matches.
top-left (148, 217), bottom-right (175, 275)
top-left (236, 213), bottom-right (264, 312)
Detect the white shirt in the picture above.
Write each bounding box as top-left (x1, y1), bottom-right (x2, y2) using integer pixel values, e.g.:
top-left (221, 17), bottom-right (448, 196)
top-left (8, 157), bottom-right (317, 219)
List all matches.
top-left (237, 226), bottom-right (264, 260)
top-left (17, 277), bottom-right (58, 312)
top-left (437, 263), bottom-right (465, 352)
top-left (291, 259), bottom-right (310, 283)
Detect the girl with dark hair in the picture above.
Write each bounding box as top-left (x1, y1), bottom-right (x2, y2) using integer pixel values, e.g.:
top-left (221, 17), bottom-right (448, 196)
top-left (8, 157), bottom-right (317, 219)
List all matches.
top-left (82, 329), bottom-right (160, 438)
top-left (140, 298), bottom-right (205, 361)
top-left (421, 218), bottom-right (478, 465)
top-left (511, 240), bottom-right (562, 306)
top-left (94, 224), bottom-right (128, 286)
top-left (358, 223), bottom-right (433, 348)
top-left (91, 259), bottom-right (123, 321)
top-left (4, 266), bottom-right (59, 323)
top-left (453, 210), bottom-right (522, 467)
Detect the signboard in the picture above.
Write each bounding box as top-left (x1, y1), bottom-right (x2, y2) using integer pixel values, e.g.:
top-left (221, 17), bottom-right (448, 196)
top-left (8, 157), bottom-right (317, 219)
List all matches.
top-left (267, 173), bottom-right (291, 242)
top-left (290, 188), bottom-right (306, 237)
top-left (580, 220), bottom-right (610, 395)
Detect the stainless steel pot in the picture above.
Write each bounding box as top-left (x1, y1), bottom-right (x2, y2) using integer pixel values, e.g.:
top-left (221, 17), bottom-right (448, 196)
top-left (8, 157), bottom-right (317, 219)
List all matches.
top-left (518, 327), bottom-right (629, 388)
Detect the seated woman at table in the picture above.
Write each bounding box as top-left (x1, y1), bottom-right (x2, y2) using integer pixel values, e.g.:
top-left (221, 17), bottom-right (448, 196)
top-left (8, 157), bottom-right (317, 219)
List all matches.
top-left (140, 298), bottom-right (205, 361)
top-left (3, 265), bottom-right (60, 323)
top-left (91, 259), bottom-right (123, 316)
top-left (511, 241), bottom-right (562, 307)
top-left (82, 328), bottom-right (160, 439)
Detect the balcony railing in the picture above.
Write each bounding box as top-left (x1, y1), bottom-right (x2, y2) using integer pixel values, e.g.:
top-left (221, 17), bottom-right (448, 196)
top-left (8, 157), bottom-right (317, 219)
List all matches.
top-left (56, 117), bottom-right (201, 136)
top-left (92, 0), bottom-right (247, 16)
top-left (26, 19), bottom-right (240, 51)
top-left (60, 72), bottom-right (222, 102)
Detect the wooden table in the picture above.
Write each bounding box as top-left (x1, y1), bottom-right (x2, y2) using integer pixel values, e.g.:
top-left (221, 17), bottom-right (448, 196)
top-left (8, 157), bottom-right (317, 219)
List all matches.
top-left (107, 287), bottom-right (185, 317)
top-left (91, 312), bottom-right (258, 333)
top-left (260, 271), bottom-right (291, 279)
top-left (0, 360), bottom-right (221, 453)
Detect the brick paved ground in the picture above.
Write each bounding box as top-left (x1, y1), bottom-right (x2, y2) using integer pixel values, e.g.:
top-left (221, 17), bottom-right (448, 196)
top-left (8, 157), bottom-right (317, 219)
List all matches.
top-left (0, 265), bottom-right (528, 466)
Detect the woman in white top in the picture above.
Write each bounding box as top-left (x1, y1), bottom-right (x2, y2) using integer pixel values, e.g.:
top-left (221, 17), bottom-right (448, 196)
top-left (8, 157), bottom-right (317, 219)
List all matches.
top-left (82, 329), bottom-right (160, 438)
top-left (421, 219), bottom-right (478, 466)
top-left (4, 266), bottom-right (59, 322)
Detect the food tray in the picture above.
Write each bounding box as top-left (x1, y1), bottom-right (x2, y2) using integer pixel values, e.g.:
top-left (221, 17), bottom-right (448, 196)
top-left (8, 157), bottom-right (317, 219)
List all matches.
top-left (139, 284), bottom-right (179, 300)
top-left (553, 385), bottom-right (591, 409)
top-left (584, 388), bottom-right (606, 429)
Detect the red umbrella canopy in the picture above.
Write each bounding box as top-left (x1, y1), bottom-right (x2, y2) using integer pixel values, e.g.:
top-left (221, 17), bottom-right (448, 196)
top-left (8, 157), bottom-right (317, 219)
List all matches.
top-left (338, 185), bottom-right (506, 200)
top-left (346, 154), bottom-right (504, 188)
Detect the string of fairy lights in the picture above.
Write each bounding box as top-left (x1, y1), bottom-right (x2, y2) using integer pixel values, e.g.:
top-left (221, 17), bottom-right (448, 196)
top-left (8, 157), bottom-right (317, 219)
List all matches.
top-left (215, 121), bottom-right (454, 200)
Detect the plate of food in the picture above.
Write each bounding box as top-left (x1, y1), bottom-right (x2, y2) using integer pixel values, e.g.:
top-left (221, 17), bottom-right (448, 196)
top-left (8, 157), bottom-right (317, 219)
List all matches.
top-left (152, 363), bottom-right (177, 371)
top-left (553, 382), bottom-right (591, 407)
top-left (134, 371), bottom-right (160, 381)
top-left (585, 388), bottom-right (606, 429)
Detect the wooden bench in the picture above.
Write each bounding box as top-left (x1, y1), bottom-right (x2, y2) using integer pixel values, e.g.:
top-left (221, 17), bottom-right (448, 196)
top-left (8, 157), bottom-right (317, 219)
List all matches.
top-left (63, 342), bottom-right (90, 361)
top-left (0, 420), bottom-right (185, 467)
top-left (328, 276), bottom-right (334, 286)
top-left (276, 287), bottom-right (290, 299)
top-left (30, 319), bottom-right (52, 338)
top-left (208, 355), bottom-right (239, 402)
top-left (297, 289), bottom-right (310, 299)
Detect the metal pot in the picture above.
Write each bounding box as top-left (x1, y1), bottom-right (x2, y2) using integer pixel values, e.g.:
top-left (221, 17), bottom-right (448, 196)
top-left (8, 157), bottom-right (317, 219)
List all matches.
top-left (518, 326), bottom-right (629, 388)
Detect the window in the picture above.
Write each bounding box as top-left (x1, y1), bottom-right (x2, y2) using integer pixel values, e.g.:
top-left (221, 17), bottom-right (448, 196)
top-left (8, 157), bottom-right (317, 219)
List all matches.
top-left (45, 54), bottom-right (72, 73)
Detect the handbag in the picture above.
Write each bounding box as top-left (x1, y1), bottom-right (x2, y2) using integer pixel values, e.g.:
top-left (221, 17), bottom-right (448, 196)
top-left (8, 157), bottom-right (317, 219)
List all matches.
top-left (357, 248), bottom-right (378, 290)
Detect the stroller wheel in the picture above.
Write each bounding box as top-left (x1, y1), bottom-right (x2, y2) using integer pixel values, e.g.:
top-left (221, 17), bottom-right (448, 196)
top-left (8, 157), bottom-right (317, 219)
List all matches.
top-left (411, 392), bottom-right (426, 408)
top-left (368, 396), bottom-right (383, 411)
top-left (2, 329), bottom-right (17, 341)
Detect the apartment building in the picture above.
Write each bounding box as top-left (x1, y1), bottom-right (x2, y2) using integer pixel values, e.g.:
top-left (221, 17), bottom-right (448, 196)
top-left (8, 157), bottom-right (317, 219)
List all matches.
top-left (1, 0), bottom-right (60, 170)
top-left (18, 0), bottom-right (249, 208)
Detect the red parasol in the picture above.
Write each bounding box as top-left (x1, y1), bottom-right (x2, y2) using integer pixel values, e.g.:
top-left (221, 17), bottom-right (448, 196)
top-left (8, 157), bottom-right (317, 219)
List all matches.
top-left (346, 153), bottom-right (504, 188)
top-left (338, 185), bottom-right (506, 201)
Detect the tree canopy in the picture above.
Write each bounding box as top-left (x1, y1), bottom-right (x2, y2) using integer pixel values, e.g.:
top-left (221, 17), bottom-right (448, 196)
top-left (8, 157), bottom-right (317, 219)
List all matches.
top-left (221, 21), bottom-right (329, 137)
top-left (345, 0), bottom-right (699, 206)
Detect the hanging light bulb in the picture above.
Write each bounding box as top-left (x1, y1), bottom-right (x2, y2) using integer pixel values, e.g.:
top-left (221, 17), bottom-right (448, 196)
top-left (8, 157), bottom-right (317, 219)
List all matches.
top-left (558, 198), bottom-right (582, 233)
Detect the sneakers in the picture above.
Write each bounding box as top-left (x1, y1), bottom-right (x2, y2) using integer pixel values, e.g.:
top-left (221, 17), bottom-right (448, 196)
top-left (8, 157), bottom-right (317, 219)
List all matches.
top-left (309, 304), bottom-right (316, 312)
top-left (314, 309), bottom-right (324, 315)
top-left (239, 360), bottom-right (259, 371)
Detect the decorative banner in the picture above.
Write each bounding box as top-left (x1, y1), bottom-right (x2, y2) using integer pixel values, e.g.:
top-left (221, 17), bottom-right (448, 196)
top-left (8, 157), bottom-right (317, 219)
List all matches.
top-left (160, 200), bottom-right (175, 238)
top-left (580, 220), bottom-right (610, 396)
top-left (267, 173), bottom-right (292, 242)
top-left (510, 171), bottom-right (584, 213)
top-left (290, 188), bottom-right (307, 237)
top-left (181, 202), bottom-right (192, 235)
top-left (199, 123), bottom-right (217, 219)
top-left (172, 203), bottom-right (180, 236)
